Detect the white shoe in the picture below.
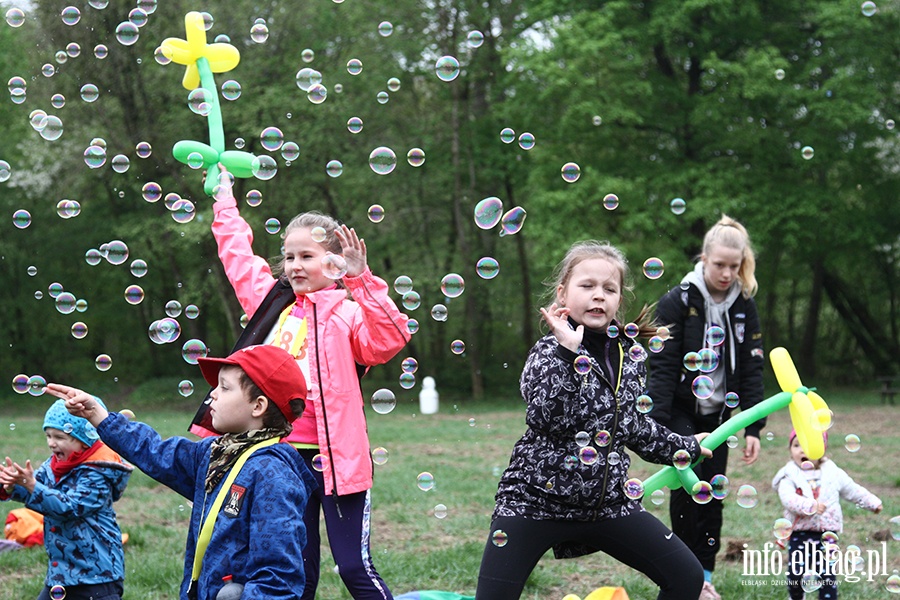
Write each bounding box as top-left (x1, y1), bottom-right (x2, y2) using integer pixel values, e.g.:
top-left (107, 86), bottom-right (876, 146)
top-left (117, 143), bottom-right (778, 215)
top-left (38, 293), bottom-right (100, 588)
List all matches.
top-left (698, 580), bottom-right (722, 600)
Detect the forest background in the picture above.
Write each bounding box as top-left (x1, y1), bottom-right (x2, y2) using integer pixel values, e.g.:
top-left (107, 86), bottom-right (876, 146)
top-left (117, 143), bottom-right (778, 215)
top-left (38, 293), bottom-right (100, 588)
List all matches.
top-left (0, 0), bottom-right (898, 402)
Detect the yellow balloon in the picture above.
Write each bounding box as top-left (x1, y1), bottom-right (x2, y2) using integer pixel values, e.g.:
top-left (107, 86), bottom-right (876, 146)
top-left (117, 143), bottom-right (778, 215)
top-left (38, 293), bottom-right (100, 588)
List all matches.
top-left (584, 587), bottom-right (629, 600)
top-left (562, 595), bottom-right (582, 600)
top-left (788, 391), bottom-right (825, 460)
top-left (206, 44), bottom-right (240, 72)
top-left (770, 347), bottom-right (801, 393)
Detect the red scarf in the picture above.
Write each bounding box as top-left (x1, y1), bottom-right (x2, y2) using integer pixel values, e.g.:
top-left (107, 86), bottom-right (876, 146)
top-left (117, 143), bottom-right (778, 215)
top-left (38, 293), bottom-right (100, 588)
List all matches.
top-left (50, 441), bottom-right (104, 480)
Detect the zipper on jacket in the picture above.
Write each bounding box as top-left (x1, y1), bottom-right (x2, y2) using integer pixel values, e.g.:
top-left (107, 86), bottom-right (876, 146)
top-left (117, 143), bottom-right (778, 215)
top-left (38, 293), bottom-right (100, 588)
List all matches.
top-left (312, 303), bottom-right (343, 518)
top-left (591, 342), bottom-right (624, 519)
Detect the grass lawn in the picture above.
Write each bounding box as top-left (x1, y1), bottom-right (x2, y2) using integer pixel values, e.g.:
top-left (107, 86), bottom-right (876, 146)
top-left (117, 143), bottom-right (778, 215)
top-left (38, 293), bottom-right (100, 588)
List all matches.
top-left (0, 383), bottom-right (898, 599)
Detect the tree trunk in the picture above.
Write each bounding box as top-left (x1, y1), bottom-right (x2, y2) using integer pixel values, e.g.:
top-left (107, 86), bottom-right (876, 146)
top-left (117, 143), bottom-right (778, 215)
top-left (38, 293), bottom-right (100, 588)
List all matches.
top-left (797, 259), bottom-right (824, 377)
top-left (822, 271), bottom-right (900, 375)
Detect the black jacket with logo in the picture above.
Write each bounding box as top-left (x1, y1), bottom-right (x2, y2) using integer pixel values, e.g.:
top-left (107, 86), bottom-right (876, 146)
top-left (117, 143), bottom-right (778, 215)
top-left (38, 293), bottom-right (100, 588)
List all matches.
top-left (647, 283), bottom-right (766, 438)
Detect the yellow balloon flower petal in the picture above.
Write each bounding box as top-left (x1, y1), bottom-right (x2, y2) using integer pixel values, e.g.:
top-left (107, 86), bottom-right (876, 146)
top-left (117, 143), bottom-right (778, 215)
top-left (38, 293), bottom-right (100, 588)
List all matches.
top-left (205, 44), bottom-right (240, 73)
top-left (162, 11), bottom-right (240, 90)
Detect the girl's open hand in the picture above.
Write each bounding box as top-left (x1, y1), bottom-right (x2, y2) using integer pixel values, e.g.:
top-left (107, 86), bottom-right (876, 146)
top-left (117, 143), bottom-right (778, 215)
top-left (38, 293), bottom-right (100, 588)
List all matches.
top-left (44, 384), bottom-right (109, 426)
top-left (540, 302), bottom-right (582, 353)
top-left (693, 432), bottom-right (714, 458)
top-left (335, 224), bottom-right (367, 278)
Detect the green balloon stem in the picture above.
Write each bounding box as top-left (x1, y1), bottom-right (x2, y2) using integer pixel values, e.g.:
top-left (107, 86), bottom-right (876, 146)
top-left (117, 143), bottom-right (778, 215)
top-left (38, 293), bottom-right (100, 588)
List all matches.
top-left (196, 57), bottom-right (225, 154)
top-left (642, 391), bottom-right (793, 496)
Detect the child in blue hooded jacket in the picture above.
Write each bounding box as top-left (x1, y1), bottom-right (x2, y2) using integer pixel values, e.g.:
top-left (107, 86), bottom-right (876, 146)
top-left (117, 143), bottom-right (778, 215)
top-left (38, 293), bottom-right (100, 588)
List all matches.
top-left (1, 398), bottom-right (132, 600)
top-left (44, 344), bottom-right (318, 600)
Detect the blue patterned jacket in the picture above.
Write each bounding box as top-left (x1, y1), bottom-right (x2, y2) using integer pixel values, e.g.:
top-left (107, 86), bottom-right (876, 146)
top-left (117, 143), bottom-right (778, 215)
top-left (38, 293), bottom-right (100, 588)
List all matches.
top-left (97, 412), bottom-right (317, 600)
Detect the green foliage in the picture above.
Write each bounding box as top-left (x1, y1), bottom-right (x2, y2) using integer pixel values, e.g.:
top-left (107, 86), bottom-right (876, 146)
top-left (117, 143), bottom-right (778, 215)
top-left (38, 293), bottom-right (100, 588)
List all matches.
top-left (0, 0), bottom-right (898, 399)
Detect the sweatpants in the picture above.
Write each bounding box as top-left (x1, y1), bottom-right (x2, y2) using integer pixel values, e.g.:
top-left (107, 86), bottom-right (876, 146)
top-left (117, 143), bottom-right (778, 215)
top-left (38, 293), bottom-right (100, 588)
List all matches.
top-left (298, 449), bottom-right (392, 600)
top-left (475, 511), bottom-right (703, 600)
top-left (667, 408), bottom-right (729, 572)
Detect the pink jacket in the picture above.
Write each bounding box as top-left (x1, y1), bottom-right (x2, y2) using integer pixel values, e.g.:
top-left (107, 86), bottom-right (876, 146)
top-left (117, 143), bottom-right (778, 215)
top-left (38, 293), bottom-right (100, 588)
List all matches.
top-left (772, 458), bottom-right (882, 533)
top-left (210, 196), bottom-right (410, 496)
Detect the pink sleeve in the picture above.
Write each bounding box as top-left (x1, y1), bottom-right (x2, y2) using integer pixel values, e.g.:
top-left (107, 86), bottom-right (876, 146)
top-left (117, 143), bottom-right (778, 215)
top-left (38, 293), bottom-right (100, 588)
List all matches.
top-left (343, 268), bottom-right (411, 366)
top-left (211, 195), bottom-right (277, 318)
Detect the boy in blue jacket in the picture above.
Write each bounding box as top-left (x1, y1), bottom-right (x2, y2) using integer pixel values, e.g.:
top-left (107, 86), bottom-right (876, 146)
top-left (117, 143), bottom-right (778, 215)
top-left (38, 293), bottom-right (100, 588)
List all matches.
top-left (44, 344), bottom-right (318, 600)
top-left (1, 398), bottom-right (132, 600)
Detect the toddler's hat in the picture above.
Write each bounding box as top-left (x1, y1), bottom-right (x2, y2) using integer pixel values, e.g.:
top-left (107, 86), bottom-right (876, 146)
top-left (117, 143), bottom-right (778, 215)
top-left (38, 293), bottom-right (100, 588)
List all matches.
top-left (788, 428), bottom-right (828, 448)
top-left (43, 398), bottom-right (105, 447)
top-left (198, 345), bottom-right (307, 421)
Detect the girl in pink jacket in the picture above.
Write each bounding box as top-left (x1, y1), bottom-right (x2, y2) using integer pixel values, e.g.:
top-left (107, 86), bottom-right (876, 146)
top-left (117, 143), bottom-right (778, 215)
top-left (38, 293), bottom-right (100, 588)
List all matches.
top-left (191, 165), bottom-right (410, 599)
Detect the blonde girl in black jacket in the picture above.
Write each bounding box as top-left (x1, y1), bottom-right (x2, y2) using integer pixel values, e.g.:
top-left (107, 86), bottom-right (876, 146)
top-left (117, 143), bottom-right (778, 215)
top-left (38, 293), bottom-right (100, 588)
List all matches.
top-left (647, 214), bottom-right (765, 600)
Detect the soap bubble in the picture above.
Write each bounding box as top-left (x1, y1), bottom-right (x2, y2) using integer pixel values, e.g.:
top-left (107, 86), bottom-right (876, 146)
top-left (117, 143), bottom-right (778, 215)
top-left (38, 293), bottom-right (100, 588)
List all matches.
top-left (475, 257), bottom-right (500, 279)
top-left (474, 197), bottom-right (503, 229)
top-left (736, 485), bottom-right (758, 508)
top-left (372, 447), bottom-right (389, 465)
top-left (95, 354), bottom-right (113, 371)
top-left (181, 339), bottom-right (208, 364)
top-left (561, 162), bottom-right (581, 183)
top-left (499, 207), bottom-right (526, 235)
top-left (347, 117), bottom-right (364, 134)
top-left (467, 30), bottom-right (484, 48)
top-left (642, 258), bottom-right (664, 280)
top-left (431, 304), bottom-right (448, 322)
top-left (801, 146), bottom-right (814, 160)
top-left (407, 297), bottom-right (426, 317)
top-left (491, 530), bottom-right (508, 547)
top-left (670, 197), bottom-right (686, 215)
top-left (321, 254), bottom-right (348, 279)
top-left (407, 148), bottom-right (425, 167)
top-left (368, 147), bottom-right (397, 175)
top-left (440, 273), bottom-right (465, 298)
top-left (861, 1), bottom-right (877, 16)
top-left (844, 434), bottom-right (861, 453)
top-left (221, 79), bottom-right (241, 100)
top-left (624, 478), bottom-right (644, 500)
top-left (435, 56), bottom-right (460, 82)
top-left (500, 128), bottom-right (515, 144)
top-left (371, 389), bottom-right (396, 414)
top-left (673, 449), bottom-right (692, 470)
top-left (692, 481), bottom-right (713, 504)
top-left (517, 132), bottom-right (535, 150)
top-left (602, 194), bottom-right (619, 210)
top-left (400, 289), bottom-right (419, 309)
top-left (393, 276), bottom-right (413, 295)
top-left (416, 472), bottom-right (434, 491)
top-left (115, 21), bottom-right (139, 45)
top-left (574, 355), bottom-right (591, 374)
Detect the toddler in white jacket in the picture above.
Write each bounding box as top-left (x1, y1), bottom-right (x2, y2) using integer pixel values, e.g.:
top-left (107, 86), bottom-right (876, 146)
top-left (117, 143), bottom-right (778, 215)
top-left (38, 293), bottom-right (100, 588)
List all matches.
top-left (772, 429), bottom-right (882, 599)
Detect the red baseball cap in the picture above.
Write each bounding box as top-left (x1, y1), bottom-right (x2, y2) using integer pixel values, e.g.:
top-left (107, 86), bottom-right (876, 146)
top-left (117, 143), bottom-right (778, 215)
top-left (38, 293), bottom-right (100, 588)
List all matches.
top-left (198, 345), bottom-right (307, 421)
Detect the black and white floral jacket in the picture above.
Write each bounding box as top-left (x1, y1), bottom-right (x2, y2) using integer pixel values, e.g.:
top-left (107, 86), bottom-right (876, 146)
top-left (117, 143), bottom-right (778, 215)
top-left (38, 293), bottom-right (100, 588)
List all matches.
top-left (493, 330), bottom-right (701, 553)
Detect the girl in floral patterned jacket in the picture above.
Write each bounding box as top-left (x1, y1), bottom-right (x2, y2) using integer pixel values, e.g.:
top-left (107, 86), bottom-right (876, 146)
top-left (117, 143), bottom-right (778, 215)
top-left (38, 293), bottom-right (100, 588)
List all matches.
top-left (475, 241), bottom-right (712, 600)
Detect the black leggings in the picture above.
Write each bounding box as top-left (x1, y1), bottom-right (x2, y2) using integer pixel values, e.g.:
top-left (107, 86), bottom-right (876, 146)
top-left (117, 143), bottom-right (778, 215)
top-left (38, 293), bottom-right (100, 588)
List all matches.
top-left (667, 409), bottom-right (729, 572)
top-left (475, 511), bottom-right (703, 600)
